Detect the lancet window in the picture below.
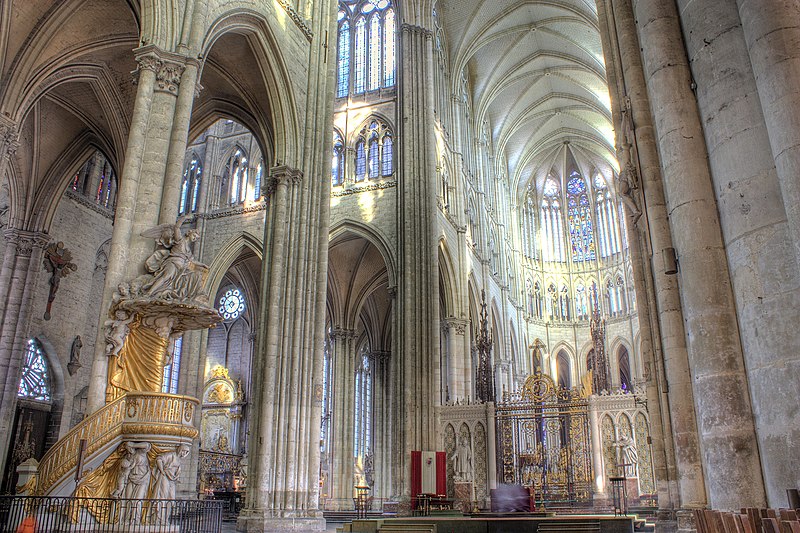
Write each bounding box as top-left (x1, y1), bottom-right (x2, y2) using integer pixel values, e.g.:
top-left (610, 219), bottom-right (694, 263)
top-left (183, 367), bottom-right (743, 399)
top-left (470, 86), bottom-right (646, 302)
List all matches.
top-left (541, 177), bottom-right (565, 262)
top-left (354, 349), bottom-right (373, 459)
top-left (557, 351), bottom-right (571, 390)
top-left (18, 339), bottom-right (50, 402)
top-left (332, 131), bottom-right (345, 186)
top-left (337, 0), bottom-right (397, 98)
top-left (618, 346), bottom-right (632, 391)
top-left (224, 148), bottom-right (249, 206)
top-left (162, 336), bottom-right (182, 394)
top-left (69, 151), bottom-right (117, 210)
top-left (594, 172), bottom-right (622, 257)
top-left (179, 154), bottom-right (202, 215)
top-left (567, 171), bottom-right (595, 262)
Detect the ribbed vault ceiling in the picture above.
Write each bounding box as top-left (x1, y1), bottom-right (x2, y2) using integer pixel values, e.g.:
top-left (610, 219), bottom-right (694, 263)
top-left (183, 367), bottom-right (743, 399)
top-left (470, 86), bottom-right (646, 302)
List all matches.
top-left (439, 0), bottom-right (616, 197)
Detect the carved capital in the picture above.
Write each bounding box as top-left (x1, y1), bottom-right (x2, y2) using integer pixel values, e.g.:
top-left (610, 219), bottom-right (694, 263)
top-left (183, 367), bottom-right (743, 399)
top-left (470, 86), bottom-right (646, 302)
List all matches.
top-left (155, 59), bottom-right (186, 95)
top-left (265, 165), bottom-right (303, 199)
top-left (4, 229), bottom-right (49, 257)
top-left (330, 327), bottom-right (356, 340)
top-left (0, 117), bottom-right (20, 158)
top-left (133, 45), bottom-right (191, 95)
top-left (443, 317), bottom-right (469, 336)
top-left (400, 23), bottom-right (433, 39)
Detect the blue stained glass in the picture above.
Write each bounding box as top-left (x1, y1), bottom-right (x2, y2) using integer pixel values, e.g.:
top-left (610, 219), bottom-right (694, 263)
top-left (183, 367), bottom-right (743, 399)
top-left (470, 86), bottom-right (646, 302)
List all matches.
top-left (354, 18), bottom-right (367, 94)
top-left (18, 339), bottom-right (50, 401)
top-left (337, 22), bottom-right (350, 97)
top-left (567, 176), bottom-right (586, 195)
top-left (355, 140), bottom-right (366, 181)
top-left (381, 135), bottom-right (393, 175)
top-left (369, 15), bottom-right (381, 90)
top-left (384, 8), bottom-right (396, 87)
top-left (580, 195), bottom-right (589, 206)
top-left (369, 134), bottom-right (380, 178)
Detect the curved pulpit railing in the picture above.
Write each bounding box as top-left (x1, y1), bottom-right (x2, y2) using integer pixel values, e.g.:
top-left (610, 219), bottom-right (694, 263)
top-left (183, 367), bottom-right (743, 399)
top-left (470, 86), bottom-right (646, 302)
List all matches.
top-left (37, 393), bottom-right (199, 496)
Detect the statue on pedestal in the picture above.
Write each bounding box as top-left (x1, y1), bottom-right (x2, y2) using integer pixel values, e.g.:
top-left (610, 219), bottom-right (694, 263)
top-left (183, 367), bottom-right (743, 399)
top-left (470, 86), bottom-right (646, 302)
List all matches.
top-left (103, 219), bottom-right (221, 402)
top-left (452, 436), bottom-right (473, 482)
top-left (614, 435), bottom-right (638, 478)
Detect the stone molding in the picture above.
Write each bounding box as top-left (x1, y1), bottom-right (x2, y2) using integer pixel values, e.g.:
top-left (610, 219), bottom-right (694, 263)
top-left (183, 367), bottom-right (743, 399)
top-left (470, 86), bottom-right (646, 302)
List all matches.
top-left (331, 179), bottom-right (397, 197)
top-left (196, 201), bottom-right (267, 220)
top-left (3, 229), bottom-right (48, 257)
top-left (276, 0), bottom-right (314, 41)
top-left (65, 190), bottom-right (115, 220)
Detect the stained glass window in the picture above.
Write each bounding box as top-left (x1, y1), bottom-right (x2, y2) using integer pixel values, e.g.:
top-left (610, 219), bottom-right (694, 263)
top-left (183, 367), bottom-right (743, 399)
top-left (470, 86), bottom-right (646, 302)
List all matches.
top-left (384, 9), bottom-right (396, 87)
top-left (354, 17), bottom-right (367, 94)
top-left (218, 288), bottom-right (246, 321)
top-left (338, 1), bottom-right (396, 97)
top-left (368, 130), bottom-right (380, 179)
top-left (226, 149), bottom-right (248, 205)
top-left (18, 339), bottom-right (50, 401)
top-left (337, 20), bottom-right (350, 97)
top-left (162, 336), bottom-right (182, 394)
top-left (354, 350), bottom-right (373, 459)
top-left (353, 139), bottom-right (366, 181)
top-left (332, 131), bottom-right (345, 186)
top-left (369, 15), bottom-right (381, 91)
top-left (381, 134), bottom-right (393, 175)
top-left (179, 154), bottom-right (202, 215)
top-left (541, 177), bottom-right (565, 262)
top-left (253, 160), bottom-right (263, 201)
top-left (567, 172), bottom-right (595, 262)
top-left (595, 172), bottom-right (621, 258)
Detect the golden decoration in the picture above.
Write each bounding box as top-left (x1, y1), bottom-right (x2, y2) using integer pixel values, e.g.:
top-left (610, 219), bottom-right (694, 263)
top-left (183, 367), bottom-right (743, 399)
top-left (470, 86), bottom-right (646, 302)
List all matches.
top-left (210, 365), bottom-right (230, 380)
top-left (207, 383), bottom-right (233, 404)
top-left (106, 320), bottom-right (169, 402)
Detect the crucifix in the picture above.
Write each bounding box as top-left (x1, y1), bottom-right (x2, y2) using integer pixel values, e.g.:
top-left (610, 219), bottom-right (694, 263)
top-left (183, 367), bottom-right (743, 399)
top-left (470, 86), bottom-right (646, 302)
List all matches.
top-left (43, 241), bottom-right (77, 320)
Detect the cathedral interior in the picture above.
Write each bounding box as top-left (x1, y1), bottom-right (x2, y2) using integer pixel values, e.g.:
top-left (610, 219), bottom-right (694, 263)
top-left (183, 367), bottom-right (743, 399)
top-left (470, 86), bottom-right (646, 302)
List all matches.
top-left (0, 0), bottom-right (799, 532)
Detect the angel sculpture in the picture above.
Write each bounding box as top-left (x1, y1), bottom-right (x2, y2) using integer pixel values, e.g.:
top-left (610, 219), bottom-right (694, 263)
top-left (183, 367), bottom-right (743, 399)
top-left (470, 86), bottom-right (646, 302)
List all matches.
top-left (141, 218), bottom-right (209, 302)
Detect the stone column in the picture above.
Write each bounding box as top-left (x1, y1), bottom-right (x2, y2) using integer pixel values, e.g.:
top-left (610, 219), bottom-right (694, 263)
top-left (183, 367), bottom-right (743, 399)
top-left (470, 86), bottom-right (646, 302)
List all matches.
top-left (728, 0), bottom-right (800, 506)
top-left (0, 230), bottom-right (48, 475)
top-left (394, 23), bottom-right (441, 504)
top-left (596, 0), bottom-right (679, 517)
top-left (442, 317), bottom-right (468, 401)
top-left (630, 0), bottom-right (766, 510)
top-left (86, 46), bottom-right (190, 412)
top-left (600, 0), bottom-right (708, 516)
top-left (159, 58), bottom-right (201, 224)
top-left (370, 350), bottom-right (391, 503)
top-left (329, 328), bottom-right (357, 510)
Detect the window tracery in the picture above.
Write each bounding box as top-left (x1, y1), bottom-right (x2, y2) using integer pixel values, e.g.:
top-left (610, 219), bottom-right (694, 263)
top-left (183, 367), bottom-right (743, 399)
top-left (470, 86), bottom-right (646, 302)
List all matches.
top-left (18, 339), bottom-right (50, 402)
top-left (337, 0), bottom-right (397, 98)
top-left (223, 148), bottom-right (249, 206)
top-left (162, 336), bottom-right (182, 394)
top-left (179, 154), bottom-right (202, 215)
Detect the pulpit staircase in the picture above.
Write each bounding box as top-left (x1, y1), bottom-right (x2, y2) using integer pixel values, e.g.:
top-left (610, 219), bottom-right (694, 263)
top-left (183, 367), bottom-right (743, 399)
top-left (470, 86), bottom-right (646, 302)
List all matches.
top-left (35, 392), bottom-right (199, 497)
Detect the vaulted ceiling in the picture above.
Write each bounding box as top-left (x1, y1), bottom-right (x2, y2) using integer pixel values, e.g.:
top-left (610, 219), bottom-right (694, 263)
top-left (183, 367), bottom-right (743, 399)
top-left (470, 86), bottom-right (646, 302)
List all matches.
top-left (438, 0), bottom-right (616, 197)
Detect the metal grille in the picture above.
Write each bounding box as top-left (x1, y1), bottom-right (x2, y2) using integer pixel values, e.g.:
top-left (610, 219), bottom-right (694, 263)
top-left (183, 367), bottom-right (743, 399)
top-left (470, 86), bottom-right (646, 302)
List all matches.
top-left (497, 373), bottom-right (593, 505)
top-left (0, 496), bottom-right (222, 533)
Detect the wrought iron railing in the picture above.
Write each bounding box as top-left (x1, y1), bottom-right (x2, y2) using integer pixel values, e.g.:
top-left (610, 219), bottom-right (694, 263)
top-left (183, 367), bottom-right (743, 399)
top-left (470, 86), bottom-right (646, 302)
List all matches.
top-left (37, 393), bottom-right (199, 495)
top-left (0, 496), bottom-right (222, 532)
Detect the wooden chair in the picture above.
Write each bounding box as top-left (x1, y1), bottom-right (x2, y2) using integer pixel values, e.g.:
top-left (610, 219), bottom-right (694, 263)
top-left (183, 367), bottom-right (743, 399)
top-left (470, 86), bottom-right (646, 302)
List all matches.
top-left (762, 517), bottom-right (781, 533)
top-left (780, 520), bottom-right (800, 533)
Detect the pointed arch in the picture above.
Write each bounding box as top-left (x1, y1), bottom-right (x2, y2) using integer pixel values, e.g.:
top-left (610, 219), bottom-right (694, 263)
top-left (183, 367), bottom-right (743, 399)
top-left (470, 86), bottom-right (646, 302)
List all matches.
top-left (204, 232), bottom-right (264, 298)
top-left (199, 9), bottom-right (301, 168)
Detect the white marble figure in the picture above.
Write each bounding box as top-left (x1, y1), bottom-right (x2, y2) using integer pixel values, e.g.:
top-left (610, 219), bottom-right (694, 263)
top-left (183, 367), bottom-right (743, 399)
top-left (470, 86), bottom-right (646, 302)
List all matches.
top-left (614, 435), bottom-right (638, 478)
top-left (151, 444), bottom-right (190, 524)
top-left (104, 309), bottom-right (133, 357)
top-left (142, 221), bottom-right (208, 302)
top-left (452, 436), bottom-right (473, 482)
top-left (112, 442), bottom-right (152, 525)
